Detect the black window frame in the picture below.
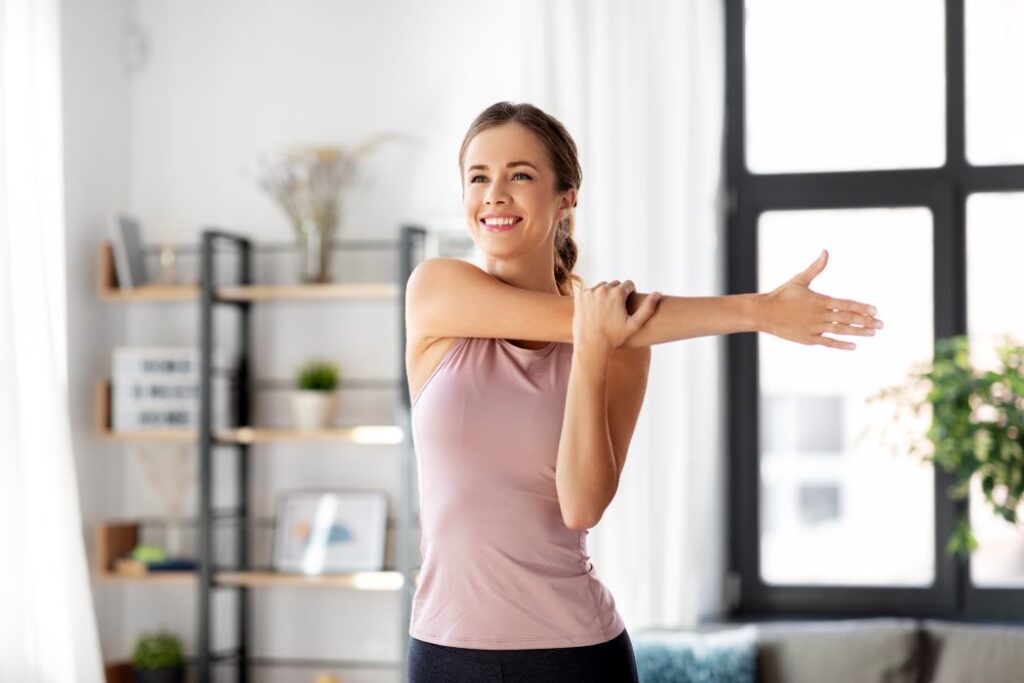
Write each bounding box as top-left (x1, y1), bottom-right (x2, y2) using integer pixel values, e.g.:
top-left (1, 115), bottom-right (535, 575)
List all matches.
top-left (725, 0), bottom-right (1024, 621)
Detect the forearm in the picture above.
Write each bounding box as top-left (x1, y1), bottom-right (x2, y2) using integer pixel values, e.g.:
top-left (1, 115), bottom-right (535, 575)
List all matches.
top-left (619, 291), bottom-right (764, 348)
top-left (555, 350), bottom-right (617, 530)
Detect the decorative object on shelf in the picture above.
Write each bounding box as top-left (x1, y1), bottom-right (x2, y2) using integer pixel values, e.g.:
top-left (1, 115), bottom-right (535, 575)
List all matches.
top-left (112, 346), bottom-right (234, 431)
top-left (254, 134), bottom-right (400, 284)
top-left (131, 631), bottom-right (185, 683)
top-left (272, 490), bottom-right (388, 574)
top-left (289, 358), bottom-right (340, 430)
top-left (866, 334), bottom-right (1024, 558)
top-left (157, 242), bottom-right (178, 285)
top-left (109, 213), bottom-right (148, 288)
top-left (135, 445), bottom-right (194, 557)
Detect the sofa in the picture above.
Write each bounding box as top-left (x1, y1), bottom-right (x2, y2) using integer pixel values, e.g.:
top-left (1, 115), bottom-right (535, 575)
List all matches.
top-left (632, 617), bottom-right (1024, 683)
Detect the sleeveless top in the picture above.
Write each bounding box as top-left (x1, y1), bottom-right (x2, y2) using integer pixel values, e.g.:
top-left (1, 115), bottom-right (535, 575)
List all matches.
top-left (408, 336), bottom-right (626, 649)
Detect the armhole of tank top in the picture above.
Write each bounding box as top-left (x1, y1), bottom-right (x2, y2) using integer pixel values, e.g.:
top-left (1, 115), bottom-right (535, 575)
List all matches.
top-left (410, 337), bottom-right (470, 411)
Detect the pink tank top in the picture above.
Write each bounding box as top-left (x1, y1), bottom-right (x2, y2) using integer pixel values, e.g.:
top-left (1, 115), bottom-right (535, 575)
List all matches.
top-left (408, 336), bottom-right (626, 649)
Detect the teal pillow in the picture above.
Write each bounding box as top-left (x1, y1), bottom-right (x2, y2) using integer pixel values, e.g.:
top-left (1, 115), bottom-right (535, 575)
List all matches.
top-left (633, 625), bottom-right (758, 683)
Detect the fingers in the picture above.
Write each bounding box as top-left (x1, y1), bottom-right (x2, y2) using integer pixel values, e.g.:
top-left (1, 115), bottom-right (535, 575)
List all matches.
top-left (816, 335), bottom-right (856, 351)
top-left (823, 296), bottom-right (878, 319)
top-left (823, 308), bottom-right (884, 329)
top-left (792, 250), bottom-right (828, 286)
top-left (817, 322), bottom-right (877, 337)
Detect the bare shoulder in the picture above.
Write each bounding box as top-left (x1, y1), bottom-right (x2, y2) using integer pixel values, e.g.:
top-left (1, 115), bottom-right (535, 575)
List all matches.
top-left (404, 256), bottom-right (573, 346)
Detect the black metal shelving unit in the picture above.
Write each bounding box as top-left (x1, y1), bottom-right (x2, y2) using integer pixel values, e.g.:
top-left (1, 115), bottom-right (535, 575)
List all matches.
top-left (192, 225), bottom-right (427, 682)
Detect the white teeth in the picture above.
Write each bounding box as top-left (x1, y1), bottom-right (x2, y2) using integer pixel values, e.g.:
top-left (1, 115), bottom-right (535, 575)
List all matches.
top-left (483, 217), bottom-right (519, 226)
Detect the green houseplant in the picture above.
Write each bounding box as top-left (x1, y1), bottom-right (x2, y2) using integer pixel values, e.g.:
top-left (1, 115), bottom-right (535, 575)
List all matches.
top-left (869, 335), bottom-right (1024, 558)
top-left (290, 359), bottom-right (341, 430)
top-left (131, 631), bottom-right (184, 683)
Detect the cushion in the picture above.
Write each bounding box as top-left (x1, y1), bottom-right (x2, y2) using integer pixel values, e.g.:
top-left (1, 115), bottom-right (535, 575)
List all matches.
top-left (632, 625), bottom-right (758, 683)
top-left (754, 618), bottom-right (919, 683)
top-left (921, 619), bottom-right (1024, 683)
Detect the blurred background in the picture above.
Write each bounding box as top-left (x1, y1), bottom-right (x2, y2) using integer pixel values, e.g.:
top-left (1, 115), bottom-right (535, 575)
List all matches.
top-left (2, 0), bottom-right (1023, 682)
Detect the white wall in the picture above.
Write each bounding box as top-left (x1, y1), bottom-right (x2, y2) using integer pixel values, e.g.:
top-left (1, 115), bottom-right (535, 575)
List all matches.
top-left (63, 1), bottom-right (531, 680)
top-left (60, 0), bottom-right (132, 666)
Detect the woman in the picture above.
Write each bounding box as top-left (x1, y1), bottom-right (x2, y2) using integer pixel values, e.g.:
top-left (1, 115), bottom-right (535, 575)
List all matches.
top-left (404, 102), bottom-right (883, 682)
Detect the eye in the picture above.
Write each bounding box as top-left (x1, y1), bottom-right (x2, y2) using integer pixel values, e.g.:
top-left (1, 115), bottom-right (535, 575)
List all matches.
top-left (468, 171), bottom-right (532, 183)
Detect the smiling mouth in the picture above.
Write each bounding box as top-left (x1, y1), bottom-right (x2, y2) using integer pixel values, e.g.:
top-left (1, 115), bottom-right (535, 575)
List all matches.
top-left (481, 217), bottom-right (523, 232)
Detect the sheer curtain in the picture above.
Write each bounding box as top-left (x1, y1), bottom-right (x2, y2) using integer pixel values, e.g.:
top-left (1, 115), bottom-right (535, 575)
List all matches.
top-left (519, 0), bottom-right (728, 629)
top-left (0, 0), bottom-right (104, 679)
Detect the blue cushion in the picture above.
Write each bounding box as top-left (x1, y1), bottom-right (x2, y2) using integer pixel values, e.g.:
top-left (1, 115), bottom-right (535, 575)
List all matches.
top-left (632, 626), bottom-right (758, 683)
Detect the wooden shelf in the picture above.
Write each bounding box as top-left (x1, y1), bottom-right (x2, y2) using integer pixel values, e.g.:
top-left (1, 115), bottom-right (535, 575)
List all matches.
top-left (95, 379), bottom-right (404, 444)
top-left (98, 241), bottom-right (398, 302)
top-left (216, 570), bottom-right (406, 591)
top-left (94, 521), bottom-right (420, 590)
top-left (93, 522), bottom-right (194, 584)
top-left (218, 282), bottom-right (399, 301)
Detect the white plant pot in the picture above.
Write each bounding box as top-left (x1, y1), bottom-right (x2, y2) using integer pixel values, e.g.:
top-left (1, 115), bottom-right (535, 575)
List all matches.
top-left (289, 390), bottom-right (337, 430)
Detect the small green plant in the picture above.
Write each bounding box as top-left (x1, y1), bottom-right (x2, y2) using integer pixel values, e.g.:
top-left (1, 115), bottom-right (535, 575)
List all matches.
top-left (132, 632), bottom-right (185, 671)
top-left (296, 359), bottom-right (340, 391)
top-left (869, 334), bottom-right (1024, 558)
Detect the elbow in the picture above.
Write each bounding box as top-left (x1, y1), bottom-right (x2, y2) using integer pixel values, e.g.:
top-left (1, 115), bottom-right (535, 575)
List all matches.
top-left (562, 508), bottom-right (602, 531)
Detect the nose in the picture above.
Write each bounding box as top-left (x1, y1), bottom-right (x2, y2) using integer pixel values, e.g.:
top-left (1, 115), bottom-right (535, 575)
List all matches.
top-left (484, 177), bottom-right (510, 206)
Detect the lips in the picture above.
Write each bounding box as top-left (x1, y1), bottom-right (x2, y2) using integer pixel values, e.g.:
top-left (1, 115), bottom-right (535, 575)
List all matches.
top-left (480, 216), bottom-right (523, 232)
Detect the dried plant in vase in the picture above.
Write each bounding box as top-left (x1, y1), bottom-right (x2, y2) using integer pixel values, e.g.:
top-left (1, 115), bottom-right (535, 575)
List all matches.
top-left (255, 134), bottom-right (398, 284)
top-left (134, 444), bottom-right (194, 558)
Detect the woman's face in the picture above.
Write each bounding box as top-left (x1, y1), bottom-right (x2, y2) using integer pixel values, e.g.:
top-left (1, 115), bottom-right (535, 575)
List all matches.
top-left (461, 122), bottom-right (575, 261)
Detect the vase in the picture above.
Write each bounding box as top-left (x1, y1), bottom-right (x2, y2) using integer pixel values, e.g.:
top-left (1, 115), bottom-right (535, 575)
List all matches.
top-left (289, 390), bottom-right (337, 430)
top-left (295, 216), bottom-right (337, 284)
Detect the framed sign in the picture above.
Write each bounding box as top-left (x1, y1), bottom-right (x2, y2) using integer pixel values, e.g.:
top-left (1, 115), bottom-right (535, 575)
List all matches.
top-left (272, 490), bottom-right (387, 574)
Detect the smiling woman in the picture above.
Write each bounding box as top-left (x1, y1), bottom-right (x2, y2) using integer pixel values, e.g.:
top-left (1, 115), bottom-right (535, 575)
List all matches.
top-left (403, 101), bottom-right (883, 683)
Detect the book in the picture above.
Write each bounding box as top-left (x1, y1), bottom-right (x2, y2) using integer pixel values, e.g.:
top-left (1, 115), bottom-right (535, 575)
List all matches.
top-left (109, 213), bottom-right (147, 288)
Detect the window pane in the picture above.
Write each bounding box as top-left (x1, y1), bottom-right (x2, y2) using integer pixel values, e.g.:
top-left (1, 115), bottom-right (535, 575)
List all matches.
top-left (966, 2), bottom-right (1024, 165)
top-left (966, 193), bottom-right (1024, 587)
top-left (745, 0), bottom-right (945, 173)
top-left (758, 208), bottom-right (935, 586)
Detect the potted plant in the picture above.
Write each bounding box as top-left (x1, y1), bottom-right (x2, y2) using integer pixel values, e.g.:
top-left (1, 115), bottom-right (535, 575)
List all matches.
top-left (868, 334), bottom-right (1024, 558)
top-left (290, 359), bottom-right (340, 430)
top-left (131, 631), bottom-right (185, 683)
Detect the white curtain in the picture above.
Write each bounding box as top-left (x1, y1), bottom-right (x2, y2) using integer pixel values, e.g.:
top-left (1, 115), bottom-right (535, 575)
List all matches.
top-left (519, 0), bottom-right (727, 629)
top-left (0, 0), bottom-right (105, 679)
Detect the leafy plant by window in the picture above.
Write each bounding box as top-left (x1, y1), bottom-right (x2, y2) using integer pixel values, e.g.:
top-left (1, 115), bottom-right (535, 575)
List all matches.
top-left (869, 335), bottom-right (1024, 558)
top-left (295, 359), bottom-right (340, 391)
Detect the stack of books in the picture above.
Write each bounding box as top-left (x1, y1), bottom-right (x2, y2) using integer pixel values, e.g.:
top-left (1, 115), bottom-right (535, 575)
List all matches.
top-left (112, 346), bottom-right (235, 431)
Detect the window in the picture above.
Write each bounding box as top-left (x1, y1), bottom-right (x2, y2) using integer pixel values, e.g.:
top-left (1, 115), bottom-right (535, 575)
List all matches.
top-left (726, 0), bottom-right (1024, 618)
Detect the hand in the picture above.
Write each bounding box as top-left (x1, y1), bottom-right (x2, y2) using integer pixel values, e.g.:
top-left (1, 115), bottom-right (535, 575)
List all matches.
top-left (760, 249), bottom-right (884, 351)
top-left (573, 279), bottom-right (662, 357)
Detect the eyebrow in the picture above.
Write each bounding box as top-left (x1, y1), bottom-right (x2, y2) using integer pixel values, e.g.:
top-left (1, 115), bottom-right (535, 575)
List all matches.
top-left (466, 161), bottom-right (539, 173)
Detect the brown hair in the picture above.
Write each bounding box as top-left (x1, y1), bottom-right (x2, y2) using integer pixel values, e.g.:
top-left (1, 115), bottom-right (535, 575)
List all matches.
top-left (458, 101), bottom-right (586, 296)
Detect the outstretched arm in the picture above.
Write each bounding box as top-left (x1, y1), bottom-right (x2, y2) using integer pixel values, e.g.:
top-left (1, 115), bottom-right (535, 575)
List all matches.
top-left (405, 250), bottom-right (882, 350)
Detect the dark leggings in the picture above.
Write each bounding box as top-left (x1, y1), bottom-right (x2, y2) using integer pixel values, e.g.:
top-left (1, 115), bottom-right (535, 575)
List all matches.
top-left (407, 627), bottom-right (640, 682)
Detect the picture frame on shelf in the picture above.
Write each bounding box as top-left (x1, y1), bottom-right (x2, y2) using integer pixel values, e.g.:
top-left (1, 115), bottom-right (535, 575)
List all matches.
top-left (271, 489), bottom-right (387, 574)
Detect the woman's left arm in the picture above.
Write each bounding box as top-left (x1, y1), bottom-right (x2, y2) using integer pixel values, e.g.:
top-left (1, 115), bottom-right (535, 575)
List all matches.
top-left (556, 281), bottom-right (659, 530)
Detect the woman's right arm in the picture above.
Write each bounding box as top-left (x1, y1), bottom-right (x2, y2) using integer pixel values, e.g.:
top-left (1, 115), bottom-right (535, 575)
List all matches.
top-left (404, 254), bottom-right (881, 350)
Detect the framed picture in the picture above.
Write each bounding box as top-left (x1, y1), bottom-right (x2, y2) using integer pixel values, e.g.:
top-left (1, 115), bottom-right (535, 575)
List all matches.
top-left (271, 490), bottom-right (388, 574)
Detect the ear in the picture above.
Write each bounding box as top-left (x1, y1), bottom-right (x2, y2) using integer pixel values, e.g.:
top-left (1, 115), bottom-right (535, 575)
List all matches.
top-left (560, 188), bottom-right (578, 217)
